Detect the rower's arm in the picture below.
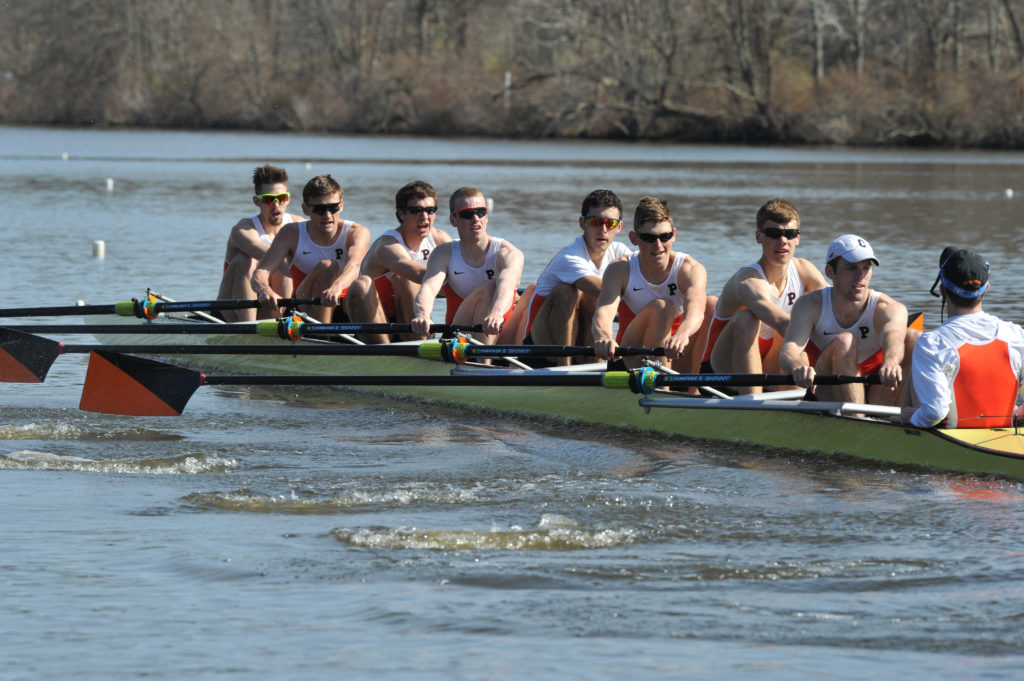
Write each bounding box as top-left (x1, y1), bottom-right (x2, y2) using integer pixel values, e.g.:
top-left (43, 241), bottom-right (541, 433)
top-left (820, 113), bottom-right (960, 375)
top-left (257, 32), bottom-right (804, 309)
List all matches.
top-left (592, 261), bottom-right (628, 360)
top-left (251, 224), bottom-right (298, 310)
top-left (377, 241), bottom-right (428, 283)
top-left (572, 274), bottom-right (604, 299)
top-left (779, 292), bottom-right (820, 388)
top-left (228, 218), bottom-right (273, 260)
top-left (736, 274), bottom-right (792, 338)
top-left (482, 243), bottom-right (524, 335)
top-left (324, 223), bottom-right (370, 301)
top-left (908, 340), bottom-right (951, 427)
top-left (411, 243), bottom-right (452, 334)
top-left (875, 296), bottom-right (909, 388)
top-left (665, 259), bottom-right (708, 358)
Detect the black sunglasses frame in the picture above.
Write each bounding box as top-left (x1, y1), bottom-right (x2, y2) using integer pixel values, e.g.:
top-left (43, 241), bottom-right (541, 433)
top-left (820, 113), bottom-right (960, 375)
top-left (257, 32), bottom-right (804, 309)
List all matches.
top-left (453, 207), bottom-right (488, 220)
top-left (308, 203), bottom-right (341, 215)
top-left (759, 227), bottom-right (800, 239)
top-left (635, 230), bottom-right (674, 243)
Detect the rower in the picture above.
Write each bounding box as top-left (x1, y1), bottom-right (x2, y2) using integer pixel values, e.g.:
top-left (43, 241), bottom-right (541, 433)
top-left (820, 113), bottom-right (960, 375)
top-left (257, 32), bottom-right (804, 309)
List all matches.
top-left (701, 198), bottom-right (828, 393)
top-left (344, 181), bottom-right (452, 343)
top-left (251, 174), bottom-right (370, 322)
top-left (592, 196), bottom-right (709, 371)
top-left (410, 187), bottom-right (524, 344)
top-left (780, 234), bottom-right (918, 405)
top-left (514, 189), bottom-right (633, 365)
top-left (904, 247), bottom-right (1024, 428)
top-left (216, 164), bottom-right (303, 322)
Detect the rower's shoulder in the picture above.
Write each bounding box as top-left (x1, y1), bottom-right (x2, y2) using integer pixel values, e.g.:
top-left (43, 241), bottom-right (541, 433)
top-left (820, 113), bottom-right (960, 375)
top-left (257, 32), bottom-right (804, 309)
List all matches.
top-left (792, 257), bottom-right (828, 287)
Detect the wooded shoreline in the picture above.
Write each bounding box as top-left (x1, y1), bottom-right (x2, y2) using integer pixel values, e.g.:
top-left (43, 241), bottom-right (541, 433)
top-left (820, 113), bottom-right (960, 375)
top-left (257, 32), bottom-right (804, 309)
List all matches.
top-left (4, 0), bottom-right (1024, 148)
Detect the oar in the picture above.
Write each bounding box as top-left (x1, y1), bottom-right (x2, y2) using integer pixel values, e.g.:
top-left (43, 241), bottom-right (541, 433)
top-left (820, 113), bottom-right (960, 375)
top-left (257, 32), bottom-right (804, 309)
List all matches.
top-left (0, 297), bottom-right (323, 319)
top-left (0, 327), bottom-right (660, 382)
top-left (0, 321), bottom-right (484, 336)
top-left (76, 351), bottom-right (879, 416)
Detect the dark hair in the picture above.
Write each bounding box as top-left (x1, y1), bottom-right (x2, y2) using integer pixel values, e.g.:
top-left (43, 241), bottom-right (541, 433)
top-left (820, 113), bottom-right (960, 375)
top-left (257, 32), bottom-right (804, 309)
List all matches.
top-left (943, 288), bottom-right (984, 308)
top-left (756, 198), bottom-right (800, 230)
top-left (633, 196), bottom-right (672, 230)
top-left (302, 174), bottom-right (343, 204)
top-left (396, 181), bottom-right (438, 213)
top-left (252, 164), bottom-right (288, 194)
top-left (580, 189), bottom-right (623, 218)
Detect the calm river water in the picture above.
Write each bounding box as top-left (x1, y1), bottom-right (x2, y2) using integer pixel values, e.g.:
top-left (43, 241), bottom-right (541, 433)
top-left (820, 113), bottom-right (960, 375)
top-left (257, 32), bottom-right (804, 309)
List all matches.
top-left (2, 126), bottom-right (1024, 680)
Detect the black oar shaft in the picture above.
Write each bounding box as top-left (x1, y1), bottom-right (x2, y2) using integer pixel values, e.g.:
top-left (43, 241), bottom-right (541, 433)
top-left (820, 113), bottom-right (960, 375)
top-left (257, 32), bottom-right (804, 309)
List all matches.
top-left (1, 322), bottom-right (479, 335)
top-left (201, 374), bottom-right (607, 388)
top-left (0, 297), bottom-right (321, 318)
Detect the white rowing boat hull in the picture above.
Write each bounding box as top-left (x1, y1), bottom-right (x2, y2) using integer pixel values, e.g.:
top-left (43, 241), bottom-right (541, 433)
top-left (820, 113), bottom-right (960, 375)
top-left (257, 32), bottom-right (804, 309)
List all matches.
top-left (86, 318), bottom-right (1024, 481)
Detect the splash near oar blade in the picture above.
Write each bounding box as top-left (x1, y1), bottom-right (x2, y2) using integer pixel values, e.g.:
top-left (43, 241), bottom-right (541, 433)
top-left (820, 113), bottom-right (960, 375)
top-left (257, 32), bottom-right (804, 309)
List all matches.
top-left (79, 350), bottom-right (202, 416)
top-left (0, 327), bottom-right (63, 382)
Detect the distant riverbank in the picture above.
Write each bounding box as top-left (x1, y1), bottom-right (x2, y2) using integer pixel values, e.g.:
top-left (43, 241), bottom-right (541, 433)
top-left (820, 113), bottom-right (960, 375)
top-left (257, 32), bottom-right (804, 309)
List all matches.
top-left (4, 1), bottom-right (1024, 149)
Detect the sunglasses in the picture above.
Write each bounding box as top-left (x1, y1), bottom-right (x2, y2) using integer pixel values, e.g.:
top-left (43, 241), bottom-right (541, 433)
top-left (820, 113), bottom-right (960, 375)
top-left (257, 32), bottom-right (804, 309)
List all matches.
top-left (453, 207), bottom-right (488, 220)
top-left (584, 216), bottom-right (623, 230)
top-left (635, 230), bottom-right (674, 243)
top-left (759, 227), bottom-right (800, 239)
top-left (405, 205), bottom-right (438, 215)
top-left (256, 192), bottom-right (290, 205)
top-left (308, 202), bottom-right (341, 215)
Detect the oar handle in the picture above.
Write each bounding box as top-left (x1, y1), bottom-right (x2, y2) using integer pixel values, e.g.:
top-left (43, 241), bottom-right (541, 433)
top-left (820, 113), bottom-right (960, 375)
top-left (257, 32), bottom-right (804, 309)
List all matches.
top-left (417, 342), bottom-right (664, 363)
top-left (632, 370), bottom-right (881, 394)
top-left (258, 319), bottom-right (483, 341)
top-left (119, 297), bottom-right (323, 319)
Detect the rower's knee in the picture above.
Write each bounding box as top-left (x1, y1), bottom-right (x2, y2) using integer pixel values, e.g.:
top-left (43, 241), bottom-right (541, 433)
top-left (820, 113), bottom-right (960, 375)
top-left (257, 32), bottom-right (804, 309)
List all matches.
top-left (818, 332), bottom-right (857, 370)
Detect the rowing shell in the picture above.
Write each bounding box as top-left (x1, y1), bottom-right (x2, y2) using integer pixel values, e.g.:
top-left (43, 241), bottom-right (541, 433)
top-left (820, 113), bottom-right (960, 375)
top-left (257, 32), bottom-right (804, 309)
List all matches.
top-left (64, 313), bottom-right (1024, 481)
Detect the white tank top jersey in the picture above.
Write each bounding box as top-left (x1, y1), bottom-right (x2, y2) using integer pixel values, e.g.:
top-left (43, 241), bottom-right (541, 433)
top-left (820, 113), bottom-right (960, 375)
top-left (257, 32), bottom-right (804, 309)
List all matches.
top-left (446, 238), bottom-right (503, 298)
top-left (809, 288), bottom-right (882, 363)
top-left (290, 220), bottom-right (353, 275)
top-left (380, 228), bottom-right (439, 274)
top-left (249, 212), bottom-right (298, 245)
top-left (748, 260), bottom-right (806, 340)
top-left (620, 252), bottom-right (688, 316)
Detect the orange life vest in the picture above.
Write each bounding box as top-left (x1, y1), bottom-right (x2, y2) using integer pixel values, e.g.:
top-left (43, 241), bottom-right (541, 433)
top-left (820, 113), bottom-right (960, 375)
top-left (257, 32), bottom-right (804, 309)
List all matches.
top-left (952, 340), bottom-right (1018, 428)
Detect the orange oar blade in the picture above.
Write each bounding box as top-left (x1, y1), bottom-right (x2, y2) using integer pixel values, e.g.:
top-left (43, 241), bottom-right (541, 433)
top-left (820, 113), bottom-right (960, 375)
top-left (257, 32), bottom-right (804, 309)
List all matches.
top-left (79, 351), bottom-right (201, 416)
top-left (909, 311), bottom-right (924, 332)
top-left (0, 327), bottom-right (63, 382)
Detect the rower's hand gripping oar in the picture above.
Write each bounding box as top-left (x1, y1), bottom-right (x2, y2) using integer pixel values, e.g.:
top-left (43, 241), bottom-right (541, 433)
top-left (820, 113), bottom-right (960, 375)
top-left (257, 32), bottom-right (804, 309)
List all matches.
top-left (0, 327), bottom-right (662, 382)
top-left (0, 294), bottom-right (324, 319)
top-left (77, 352), bottom-right (881, 416)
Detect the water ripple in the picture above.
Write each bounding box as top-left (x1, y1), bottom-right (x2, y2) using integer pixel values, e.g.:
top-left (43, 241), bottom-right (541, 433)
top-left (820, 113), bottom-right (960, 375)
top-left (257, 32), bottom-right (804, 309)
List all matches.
top-left (331, 515), bottom-right (640, 551)
top-left (0, 450), bottom-right (236, 474)
top-left (183, 484), bottom-right (479, 513)
top-left (0, 422), bottom-right (183, 442)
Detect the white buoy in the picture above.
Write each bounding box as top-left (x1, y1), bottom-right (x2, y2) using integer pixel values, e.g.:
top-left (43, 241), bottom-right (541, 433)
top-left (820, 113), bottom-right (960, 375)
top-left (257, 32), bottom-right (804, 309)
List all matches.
top-left (92, 240), bottom-right (106, 259)
top-left (106, 178), bottom-right (114, 191)
top-left (1005, 188), bottom-right (1014, 198)
top-left (486, 197), bottom-right (494, 213)
top-left (305, 162), bottom-right (312, 169)
top-left (61, 152), bottom-right (68, 161)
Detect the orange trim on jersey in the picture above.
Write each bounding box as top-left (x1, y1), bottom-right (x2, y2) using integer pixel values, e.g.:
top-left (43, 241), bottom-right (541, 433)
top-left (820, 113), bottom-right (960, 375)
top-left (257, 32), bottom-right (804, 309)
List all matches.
top-left (701, 316), bottom-right (728, 363)
top-left (289, 264), bottom-right (307, 290)
top-left (374, 276), bottom-right (396, 320)
top-left (443, 284), bottom-right (516, 326)
top-left (701, 316), bottom-right (772, 363)
top-left (806, 344), bottom-right (885, 376)
top-left (615, 301), bottom-right (682, 343)
top-left (523, 293), bottom-right (548, 337)
top-left (953, 339), bottom-right (1018, 428)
